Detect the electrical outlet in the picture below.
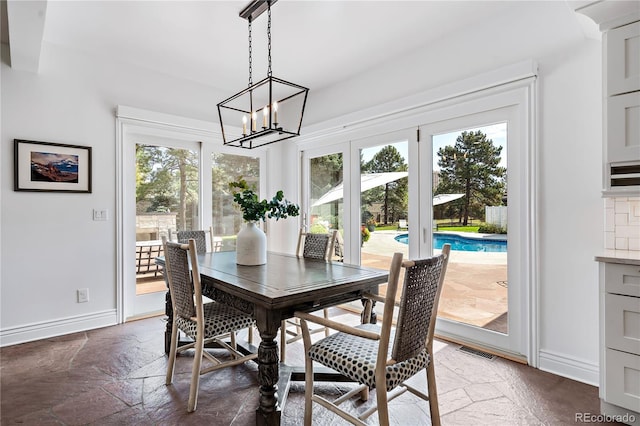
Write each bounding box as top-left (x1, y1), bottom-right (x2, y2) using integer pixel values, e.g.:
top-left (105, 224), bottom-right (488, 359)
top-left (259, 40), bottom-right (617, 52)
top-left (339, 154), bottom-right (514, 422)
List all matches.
top-left (77, 288), bottom-right (89, 303)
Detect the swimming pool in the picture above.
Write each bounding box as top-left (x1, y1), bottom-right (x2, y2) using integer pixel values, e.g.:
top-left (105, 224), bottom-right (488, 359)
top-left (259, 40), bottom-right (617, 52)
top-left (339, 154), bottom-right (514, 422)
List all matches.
top-left (394, 232), bottom-right (507, 252)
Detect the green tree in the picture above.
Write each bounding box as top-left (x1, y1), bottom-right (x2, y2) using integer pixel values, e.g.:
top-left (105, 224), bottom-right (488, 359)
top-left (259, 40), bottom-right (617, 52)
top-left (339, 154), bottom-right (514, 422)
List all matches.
top-left (135, 145), bottom-right (199, 230)
top-left (435, 130), bottom-right (506, 225)
top-left (363, 146), bottom-right (408, 225)
top-left (310, 154), bottom-right (343, 200)
top-left (309, 154), bottom-right (343, 230)
top-left (211, 153), bottom-right (260, 234)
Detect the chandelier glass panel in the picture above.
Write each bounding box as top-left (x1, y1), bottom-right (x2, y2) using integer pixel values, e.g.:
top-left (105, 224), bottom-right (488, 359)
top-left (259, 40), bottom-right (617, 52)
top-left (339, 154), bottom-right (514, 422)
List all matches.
top-left (217, 0), bottom-right (309, 149)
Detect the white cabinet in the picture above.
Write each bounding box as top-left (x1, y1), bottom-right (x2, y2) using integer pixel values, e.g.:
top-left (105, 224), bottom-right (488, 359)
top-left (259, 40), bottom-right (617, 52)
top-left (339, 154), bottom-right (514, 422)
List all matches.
top-left (607, 91), bottom-right (640, 165)
top-left (607, 21), bottom-right (640, 96)
top-left (607, 21), bottom-right (640, 169)
top-left (600, 261), bottom-right (640, 423)
top-left (605, 348), bottom-right (640, 412)
top-left (576, 1), bottom-right (640, 194)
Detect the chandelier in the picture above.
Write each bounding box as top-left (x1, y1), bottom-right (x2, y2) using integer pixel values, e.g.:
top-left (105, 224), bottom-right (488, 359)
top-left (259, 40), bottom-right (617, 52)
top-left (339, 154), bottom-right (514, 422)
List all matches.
top-left (217, 0), bottom-right (309, 149)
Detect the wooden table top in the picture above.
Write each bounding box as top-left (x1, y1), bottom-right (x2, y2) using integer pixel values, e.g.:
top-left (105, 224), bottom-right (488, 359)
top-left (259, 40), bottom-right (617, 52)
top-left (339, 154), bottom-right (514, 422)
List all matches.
top-left (195, 251), bottom-right (389, 310)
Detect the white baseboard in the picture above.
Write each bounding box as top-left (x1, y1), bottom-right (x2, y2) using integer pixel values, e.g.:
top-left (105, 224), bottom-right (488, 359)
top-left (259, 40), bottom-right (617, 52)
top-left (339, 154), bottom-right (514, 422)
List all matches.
top-left (0, 310), bottom-right (118, 347)
top-left (539, 349), bottom-right (599, 386)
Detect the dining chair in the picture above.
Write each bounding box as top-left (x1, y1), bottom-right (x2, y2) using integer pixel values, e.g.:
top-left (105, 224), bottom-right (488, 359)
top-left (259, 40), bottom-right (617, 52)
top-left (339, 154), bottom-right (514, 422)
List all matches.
top-left (295, 244), bottom-right (451, 426)
top-left (279, 229), bottom-right (338, 363)
top-left (333, 230), bottom-right (344, 262)
top-left (177, 228), bottom-right (250, 342)
top-left (174, 227), bottom-right (223, 253)
top-left (163, 239), bottom-right (257, 413)
top-left (176, 228), bottom-right (213, 254)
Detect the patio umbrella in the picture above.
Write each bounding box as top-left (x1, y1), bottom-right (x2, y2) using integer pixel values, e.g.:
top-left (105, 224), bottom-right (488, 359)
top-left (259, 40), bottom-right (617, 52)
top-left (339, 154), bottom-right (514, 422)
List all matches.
top-left (432, 193), bottom-right (464, 206)
top-left (312, 172), bottom-right (464, 207)
top-left (312, 172), bottom-right (408, 207)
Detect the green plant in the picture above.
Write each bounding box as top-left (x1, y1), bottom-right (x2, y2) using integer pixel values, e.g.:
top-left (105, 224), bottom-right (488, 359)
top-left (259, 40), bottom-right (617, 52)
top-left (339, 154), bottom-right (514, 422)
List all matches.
top-left (361, 226), bottom-right (370, 243)
top-left (229, 179), bottom-right (300, 222)
top-left (310, 223), bottom-right (329, 234)
top-left (478, 222), bottom-right (507, 234)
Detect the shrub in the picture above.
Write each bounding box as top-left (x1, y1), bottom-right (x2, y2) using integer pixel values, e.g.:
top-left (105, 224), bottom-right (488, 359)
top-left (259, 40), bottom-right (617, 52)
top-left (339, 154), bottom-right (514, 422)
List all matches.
top-left (361, 226), bottom-right (370, 243)
top-left (310, 223), bottom-right (329, 234)
top-left (478, 223), bottom-right (507, 234)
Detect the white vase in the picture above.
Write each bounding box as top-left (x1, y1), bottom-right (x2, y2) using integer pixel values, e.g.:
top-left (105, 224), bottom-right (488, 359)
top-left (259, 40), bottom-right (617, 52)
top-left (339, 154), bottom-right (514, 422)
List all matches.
top-left (236, 221), bottom-right (267, 266)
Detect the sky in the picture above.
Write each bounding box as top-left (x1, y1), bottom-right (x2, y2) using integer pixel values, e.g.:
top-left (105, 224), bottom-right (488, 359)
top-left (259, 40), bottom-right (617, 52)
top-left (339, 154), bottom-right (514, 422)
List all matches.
top-left (361, 122), bottom-right (507, 171)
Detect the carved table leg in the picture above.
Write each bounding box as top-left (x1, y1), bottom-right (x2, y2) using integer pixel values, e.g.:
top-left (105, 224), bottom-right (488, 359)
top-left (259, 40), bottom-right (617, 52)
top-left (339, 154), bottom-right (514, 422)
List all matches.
top-left (360, 298), bottom-right (377, 324)
top-left (255, 308), bottom-right (281, 425)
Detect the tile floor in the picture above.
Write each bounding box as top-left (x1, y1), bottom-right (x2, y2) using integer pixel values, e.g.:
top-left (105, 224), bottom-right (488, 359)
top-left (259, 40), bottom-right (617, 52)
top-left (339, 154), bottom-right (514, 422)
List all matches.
top-left (1, 310), bottom-right (609, 425)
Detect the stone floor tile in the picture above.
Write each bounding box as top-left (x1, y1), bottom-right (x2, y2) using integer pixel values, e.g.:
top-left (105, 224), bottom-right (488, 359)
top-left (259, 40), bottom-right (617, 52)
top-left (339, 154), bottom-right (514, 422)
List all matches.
top-left (1, 314), bottom-right (603, 426)
top-left (464, 382), bottom-right (505, 402)
top-left (442, 396), bottom-right (542, 425)
top-left (86, 406), bottom-right (155, 426)
top-left (51, 388), bottom-right (129, 425)
top-left (437, 388), bottom-right (473, 416)
top-left (9, 407), bottom-right (67, 425)
top-left (101, 378), bottom-right (145, 406)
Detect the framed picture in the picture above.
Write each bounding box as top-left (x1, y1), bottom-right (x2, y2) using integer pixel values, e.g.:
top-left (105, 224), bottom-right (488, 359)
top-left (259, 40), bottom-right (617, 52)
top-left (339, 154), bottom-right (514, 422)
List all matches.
top-left (14, 139), bottom-right (92, 193)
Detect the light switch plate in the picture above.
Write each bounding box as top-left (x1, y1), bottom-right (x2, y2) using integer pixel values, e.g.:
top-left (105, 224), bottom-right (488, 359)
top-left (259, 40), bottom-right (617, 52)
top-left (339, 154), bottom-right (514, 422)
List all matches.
top-left (93, 209), bottom-right (108, 221)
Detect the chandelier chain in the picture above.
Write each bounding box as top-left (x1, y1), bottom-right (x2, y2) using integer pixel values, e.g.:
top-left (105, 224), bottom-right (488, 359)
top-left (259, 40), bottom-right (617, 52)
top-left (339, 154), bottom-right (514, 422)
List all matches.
top-left (248, 18), bottom-right (253, 86)
top-left (267, 2), bottom-right (272, 77)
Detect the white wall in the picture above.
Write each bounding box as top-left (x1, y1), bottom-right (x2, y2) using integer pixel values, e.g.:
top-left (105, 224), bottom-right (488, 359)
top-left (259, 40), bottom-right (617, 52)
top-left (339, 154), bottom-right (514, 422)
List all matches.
top-left (265, 141), bottom-right (301, 255)
top-left (0, 42), bottom-right (227, 342)
top-left (1, 20), bottom-right (604, 386)
top-left (536, 39), bottom-right (603, 384)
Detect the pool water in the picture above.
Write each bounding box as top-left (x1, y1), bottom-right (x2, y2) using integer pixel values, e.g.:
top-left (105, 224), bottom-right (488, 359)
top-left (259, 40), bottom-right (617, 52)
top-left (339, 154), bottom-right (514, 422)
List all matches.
top-left (394, 233), bottom-right (507, 253)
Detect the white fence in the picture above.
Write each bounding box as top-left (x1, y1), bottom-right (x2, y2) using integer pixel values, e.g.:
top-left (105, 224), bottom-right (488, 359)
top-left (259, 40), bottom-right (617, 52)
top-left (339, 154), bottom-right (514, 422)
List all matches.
top-left (485, 206), bottom-right (507, 229)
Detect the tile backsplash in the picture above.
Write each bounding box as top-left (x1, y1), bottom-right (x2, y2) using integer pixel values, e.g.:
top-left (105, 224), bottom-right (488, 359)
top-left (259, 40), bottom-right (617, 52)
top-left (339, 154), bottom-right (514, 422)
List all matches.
top-left (605, 197), bottom-right (640, 250)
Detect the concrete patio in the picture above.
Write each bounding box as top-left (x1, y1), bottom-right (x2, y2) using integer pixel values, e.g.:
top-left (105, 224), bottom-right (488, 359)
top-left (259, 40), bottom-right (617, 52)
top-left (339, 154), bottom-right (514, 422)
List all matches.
top-left (361, 230), bottom-right (508, 334)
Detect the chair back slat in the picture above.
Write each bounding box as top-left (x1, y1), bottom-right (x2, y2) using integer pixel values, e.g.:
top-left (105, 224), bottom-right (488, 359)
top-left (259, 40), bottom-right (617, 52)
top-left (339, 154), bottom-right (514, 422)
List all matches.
top-left (392, 245), bottom-right (450, 363)
top-left (333, 231), bottom-right (344, 261)
top-left (303, 234), bottom-right (331, 259)
top-left (177, 230), bottom-right (207, 254)
top-left (297, 229), bottom-right (337, 261)
top-left (164, 241), bottom-right (196, 319)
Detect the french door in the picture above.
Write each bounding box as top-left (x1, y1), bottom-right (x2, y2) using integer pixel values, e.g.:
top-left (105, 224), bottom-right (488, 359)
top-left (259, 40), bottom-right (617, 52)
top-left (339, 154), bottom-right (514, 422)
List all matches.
top-left (416, 86), bottom-right (532, 358)
top-left (117, 107), bottom-right (267, 322)
top-left (301, 145), bottom-right (346, 253)
top-left (417, 103), bottom-right (526, 358)
top-left (124, 135), bottom-right (202, 319)
top-left (301, 85), bottom-right (533, 360)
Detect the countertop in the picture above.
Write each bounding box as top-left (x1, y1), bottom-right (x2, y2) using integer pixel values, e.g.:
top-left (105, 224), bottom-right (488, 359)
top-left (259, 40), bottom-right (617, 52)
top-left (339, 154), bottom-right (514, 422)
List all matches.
top-left (595, 249), bottom-right (640, 265)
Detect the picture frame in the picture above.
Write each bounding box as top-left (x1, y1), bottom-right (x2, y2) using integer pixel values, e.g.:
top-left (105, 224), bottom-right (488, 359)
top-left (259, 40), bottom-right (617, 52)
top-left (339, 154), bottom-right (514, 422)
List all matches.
top-left (14, 139), bottom-right (92, 193)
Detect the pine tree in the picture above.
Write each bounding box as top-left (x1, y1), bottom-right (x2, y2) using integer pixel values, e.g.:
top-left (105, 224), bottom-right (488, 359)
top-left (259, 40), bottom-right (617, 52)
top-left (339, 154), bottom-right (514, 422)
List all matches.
top-left (436, 130), bottom-right (506, 226)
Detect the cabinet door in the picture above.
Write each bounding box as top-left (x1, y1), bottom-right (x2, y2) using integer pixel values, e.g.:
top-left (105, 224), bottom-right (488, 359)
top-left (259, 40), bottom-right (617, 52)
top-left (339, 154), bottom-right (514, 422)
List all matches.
top-left (608, 91), bottom-right (640, 164)
top-left (605, 262), bottom-right (640, 297)
top-left (605, 348), bottom-right (640, 412)
top-left (607, 21), bottom-right (640, 96)
top-left (605, 293), bottom-right (640, 354)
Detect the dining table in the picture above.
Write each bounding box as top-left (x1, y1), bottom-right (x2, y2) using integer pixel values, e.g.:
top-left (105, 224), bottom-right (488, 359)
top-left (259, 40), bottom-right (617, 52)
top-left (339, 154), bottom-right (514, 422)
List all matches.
top-left (156, 250), bottom-right (389, 425)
